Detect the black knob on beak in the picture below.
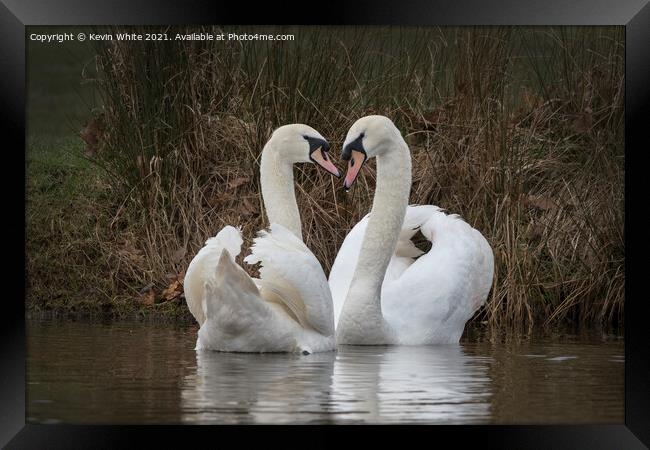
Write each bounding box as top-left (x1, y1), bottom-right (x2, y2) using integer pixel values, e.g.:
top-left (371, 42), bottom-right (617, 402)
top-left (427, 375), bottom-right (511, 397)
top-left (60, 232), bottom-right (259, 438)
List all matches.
top-left (342, 133), bottom-right (365, 161)
top-left (305, 136), bottom-right (329, 156)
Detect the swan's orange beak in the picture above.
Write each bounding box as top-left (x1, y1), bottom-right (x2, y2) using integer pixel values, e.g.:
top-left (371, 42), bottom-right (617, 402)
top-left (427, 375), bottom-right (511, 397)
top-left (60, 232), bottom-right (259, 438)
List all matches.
top-left (343, 150), bottom-right (366, 191)
top-left (311, 147), bottom-right (340, 177)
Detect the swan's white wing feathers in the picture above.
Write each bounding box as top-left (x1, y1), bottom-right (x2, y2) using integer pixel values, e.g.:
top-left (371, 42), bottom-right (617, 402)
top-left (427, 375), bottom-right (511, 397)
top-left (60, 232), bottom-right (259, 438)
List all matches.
top-left (382, 208), bottom-right (494, 343)
top-left (420, 210), bottom-right (494, 316)
top-left (253, 278), bottom-right (307, 328)
top-left (244, 223), bottom-right (334, 336)
top-left (184, 225), bottom-right (244, 325)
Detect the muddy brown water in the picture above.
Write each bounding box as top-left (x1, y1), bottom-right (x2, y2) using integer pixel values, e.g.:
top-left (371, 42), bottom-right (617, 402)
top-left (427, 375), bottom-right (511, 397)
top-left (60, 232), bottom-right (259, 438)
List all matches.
top-left (26, 320), bottom-right (623, 424)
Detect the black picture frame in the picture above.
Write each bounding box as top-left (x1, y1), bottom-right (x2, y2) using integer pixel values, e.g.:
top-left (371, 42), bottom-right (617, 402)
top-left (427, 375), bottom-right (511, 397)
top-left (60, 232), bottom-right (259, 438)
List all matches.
top-left (2, 0), bottom-right (647, 447)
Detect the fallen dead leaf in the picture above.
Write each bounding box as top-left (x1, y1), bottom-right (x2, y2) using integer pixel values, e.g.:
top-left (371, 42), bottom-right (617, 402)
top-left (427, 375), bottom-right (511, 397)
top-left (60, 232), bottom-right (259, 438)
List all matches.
top-left (80, 116), bottom-right (104, 157)
top-left (456, 79), bottom-right (469, 95)
top-left (526, 222), bottom-right (546, 240)
top-left (227, 176), bottom-right (250, 190)
top-left (208, 192), bottom-right (233, 207)
top-left (139, 282), bottom-right (154, 294)
top-left (138, 286), bottom-right (156, 306)
top-left (522, 86), bottom-right (543, 111)
top-left (573, 108), bottom-right (593, 134)
top-left (171, 246), bottom-right (187, 264)
top-left (521, 194), bottom-right (557, 211)
top-left (118, 241), bottom-right (145, 265)
top-left (161, 278), bottom-right (183, 302)
top-left (240, 197), bottom-right (258, 217)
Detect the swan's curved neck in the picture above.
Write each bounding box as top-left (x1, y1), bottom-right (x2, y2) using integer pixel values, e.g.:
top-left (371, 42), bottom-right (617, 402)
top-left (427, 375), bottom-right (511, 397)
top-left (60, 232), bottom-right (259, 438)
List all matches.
top-left (260, 143), bottom-right (303, 240)
top-left (337, 137), bottom-right (412, 344)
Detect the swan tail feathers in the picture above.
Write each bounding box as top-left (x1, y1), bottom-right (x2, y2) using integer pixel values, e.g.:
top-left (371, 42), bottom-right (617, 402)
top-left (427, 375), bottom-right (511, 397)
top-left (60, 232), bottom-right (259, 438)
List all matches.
top-left (197, 248), bottom-right (300, 352)
top-left (203, 248), bottom-right (268, 331)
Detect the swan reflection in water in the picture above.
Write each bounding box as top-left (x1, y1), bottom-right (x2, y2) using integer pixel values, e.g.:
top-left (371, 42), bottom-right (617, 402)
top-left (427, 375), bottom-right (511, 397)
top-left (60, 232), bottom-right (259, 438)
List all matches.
top-left (180, 349), bottom-right (336, 424)
top-left (180, 345), bottom-right (492, 424)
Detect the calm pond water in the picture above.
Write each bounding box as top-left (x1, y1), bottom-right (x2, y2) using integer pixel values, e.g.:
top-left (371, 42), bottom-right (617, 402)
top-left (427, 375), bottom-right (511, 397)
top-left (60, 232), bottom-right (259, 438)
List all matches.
top-left (26, 320), bottom-right (624, 425)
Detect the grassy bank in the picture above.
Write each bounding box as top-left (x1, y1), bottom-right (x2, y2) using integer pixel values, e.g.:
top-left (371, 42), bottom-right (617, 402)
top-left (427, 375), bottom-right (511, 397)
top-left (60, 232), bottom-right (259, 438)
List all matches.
top-left (26, 26), bottom-right (624, 331)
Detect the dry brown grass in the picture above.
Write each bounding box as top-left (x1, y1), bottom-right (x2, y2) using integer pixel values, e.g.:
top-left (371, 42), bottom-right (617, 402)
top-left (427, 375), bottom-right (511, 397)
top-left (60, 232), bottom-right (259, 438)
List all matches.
top-left (26, 26), bottom-right (624, 330)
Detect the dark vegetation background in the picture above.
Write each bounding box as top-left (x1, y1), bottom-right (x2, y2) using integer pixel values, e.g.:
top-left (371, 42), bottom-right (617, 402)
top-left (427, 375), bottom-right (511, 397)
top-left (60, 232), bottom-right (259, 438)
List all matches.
top-left (26, 26), bottom-right (624, 333)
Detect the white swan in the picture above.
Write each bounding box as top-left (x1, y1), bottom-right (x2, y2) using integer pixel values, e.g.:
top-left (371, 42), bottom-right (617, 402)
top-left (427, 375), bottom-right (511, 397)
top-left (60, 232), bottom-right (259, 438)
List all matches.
top-left (329, 115), bottom-right (494, 345)
top-left (184, 124), bottom-right (340, 354)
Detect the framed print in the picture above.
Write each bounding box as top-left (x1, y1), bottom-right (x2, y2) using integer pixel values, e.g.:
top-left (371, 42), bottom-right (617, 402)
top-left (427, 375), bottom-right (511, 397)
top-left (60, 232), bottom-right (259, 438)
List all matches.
top-left (1, 0), bottom-right (648, 447)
